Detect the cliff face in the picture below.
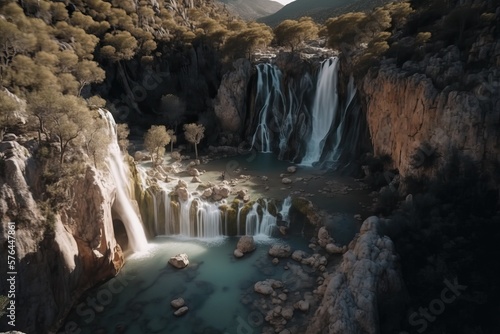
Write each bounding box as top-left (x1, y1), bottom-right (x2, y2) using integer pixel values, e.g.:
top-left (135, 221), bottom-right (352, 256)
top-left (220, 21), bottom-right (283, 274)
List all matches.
top-left (363, 43), bottom-right (500, 181)
top-left (306, 217), bottom-right (404, 334)
top-left (0, 137), bottom-right (124, 333)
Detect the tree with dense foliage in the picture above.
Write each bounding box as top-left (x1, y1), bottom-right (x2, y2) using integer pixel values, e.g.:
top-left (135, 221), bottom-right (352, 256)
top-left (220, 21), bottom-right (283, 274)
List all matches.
top-left (183, 123), bottom-right (204, 159)
top-left (274, 17), bottom-right (318, 52)
top-left (0, 90), bottom-right (19, 139)
top-left (144, 125), bottom-right (171, 167)
top-left (85, 117), bottom-right (111, 168)
top-left (116, 123), bottom-right (131, 153)
top-left (223, 22), bottom-right (273, 59)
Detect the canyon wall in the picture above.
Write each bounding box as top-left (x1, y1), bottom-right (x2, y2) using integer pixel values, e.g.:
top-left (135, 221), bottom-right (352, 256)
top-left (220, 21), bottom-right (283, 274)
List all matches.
top-left (0, 137), bottom-right (124, 333)
top-left (362, 43), bottom-right (500, 181)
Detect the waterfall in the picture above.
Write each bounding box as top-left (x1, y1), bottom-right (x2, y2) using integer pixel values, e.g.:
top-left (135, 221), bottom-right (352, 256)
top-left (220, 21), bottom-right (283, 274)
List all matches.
top-left (323, 75), bottom-right (359, 165)
top-left (251, 64), bottom-right (285, 153)
top-left (196, 200), bottom-right (223, 238)
top-left (101, 110), bottom-right (149, 252)
top-left (301, 57), bottom-right (340, 166)
top-left (279, 196), bottom-right (292, 226)
top-left (244, 200), bottom-right (276, 237)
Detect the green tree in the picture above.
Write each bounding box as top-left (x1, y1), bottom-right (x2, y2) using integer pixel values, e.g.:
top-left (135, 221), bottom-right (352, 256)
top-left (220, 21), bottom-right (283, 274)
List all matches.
top-left (144, 125), bottom-right (170, 167)
top-left (183, 123), bottom-right (204, 159)
top-left (274, 17), bottom-right (318, 52)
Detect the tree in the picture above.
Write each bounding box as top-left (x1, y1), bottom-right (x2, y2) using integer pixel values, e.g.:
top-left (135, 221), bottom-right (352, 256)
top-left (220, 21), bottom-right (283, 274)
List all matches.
top-left (116, 123), bottom-right (130, 152)
top-left (274, 17), bottom-right (318, 52)
top-left (85, 117), bottom-right (111, 168)
top-left (167, 129), bottom-right (176, 153)
top-left (0, 90), bottom-right (19, 139)
top-left (144, 125), bottom-right (170, 167)
top-left (73, 60), bottom-right (105, 95)
top-left (27, 89), bottom-right (62, 141)
top-left (183, 123), bottom-right (204, 159)
top-left (223, 23), bottom-right (273, 59)
top-left (44, 95), bottom-right (90, 166)
top-left (100, 31), bottom-right (138, 62)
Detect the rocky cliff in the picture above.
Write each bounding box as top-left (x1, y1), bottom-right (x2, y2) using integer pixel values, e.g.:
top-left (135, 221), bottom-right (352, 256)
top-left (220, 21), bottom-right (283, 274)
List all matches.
top-left (0, 136), bottom-right (124, 333)
top-left (306, 217), bottom-right (404, 334)
top-left (362, 4), bottom-right (500, 183)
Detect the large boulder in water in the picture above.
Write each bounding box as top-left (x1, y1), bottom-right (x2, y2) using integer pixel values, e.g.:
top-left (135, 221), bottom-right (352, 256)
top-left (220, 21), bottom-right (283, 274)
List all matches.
top-left (168, 253), bottom-right (189, 269)
top-left (234, 235), bottom-right (256, 258)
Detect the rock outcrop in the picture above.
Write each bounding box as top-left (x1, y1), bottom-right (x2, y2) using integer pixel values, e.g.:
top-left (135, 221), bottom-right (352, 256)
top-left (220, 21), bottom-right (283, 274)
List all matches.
top-left (306, 217), bottom-right (404, 334)
top-left (0, 138), bottom-right (124, 333)
top-left (214, 58), bottom-right (253, 133)
top-left (363, 45), bottom-right (500, 181)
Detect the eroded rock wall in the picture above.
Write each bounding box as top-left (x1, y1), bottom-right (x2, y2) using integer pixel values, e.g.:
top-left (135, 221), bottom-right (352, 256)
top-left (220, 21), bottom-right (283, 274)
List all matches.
top-left (0, 139), bottom-right (123, 333)
top-left (306, 217), bottom-right (404, 334)
top-left (363, 45), bottom-right (500, 180)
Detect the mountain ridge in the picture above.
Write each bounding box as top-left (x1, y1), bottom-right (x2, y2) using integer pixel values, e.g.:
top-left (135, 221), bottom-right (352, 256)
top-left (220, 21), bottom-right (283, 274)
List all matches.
top-left (217, 0), bottom-right (283, 20)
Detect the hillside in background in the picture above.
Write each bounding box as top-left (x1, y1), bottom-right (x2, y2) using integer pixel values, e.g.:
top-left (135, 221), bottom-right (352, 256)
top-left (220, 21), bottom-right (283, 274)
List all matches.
top-left (218, 0), bottom-right (283, 20)
top-left (259, 0), bottom-right (389, 25)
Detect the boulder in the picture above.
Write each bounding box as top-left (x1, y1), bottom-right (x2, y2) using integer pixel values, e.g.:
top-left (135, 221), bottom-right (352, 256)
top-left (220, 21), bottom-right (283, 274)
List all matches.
top-left (254, 279), bottom-right (283, 295)
top-left (191, 176), bottom-right (202, 183)
top-left (287, 166), bottom-right (297, 173)
top-left (176, 187), bottom-right (189, 202)
top-left (133, 151), bottom-right (145, 161)
top-left (254, 281), bottom-right (274, 295)
top-left (201, 188), bottom-right (213, 198)
top-left (177, 179), bottom-right (188, 189)
top-left (174, 306), bottom-right (189, 316)
top-left (317, 227), bottom-right (332, 247)
top-left (233, 249), bottom-right (244, 258)
top-left (326, 243), bottom-right (345, 254)
top-left (188, 168), bottom-right (200, 176)
top-left (291, 250), bottom-right (308, 262)
top-left (236, 235), bottom-right (256, 254)
top-left (170, 298), bottom-right (185, 309)
top-left (168, 253), bottom-right (189, 269)
top-left (294, 300), bottom-right (310, 312)
top-left (269, 244), bottom-right (292, 258)
top-left (281, 178), bottom-right (292, 185)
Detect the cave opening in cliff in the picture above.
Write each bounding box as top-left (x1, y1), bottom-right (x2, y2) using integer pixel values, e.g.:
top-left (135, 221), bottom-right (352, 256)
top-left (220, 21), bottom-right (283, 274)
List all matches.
top-left (112, 218), bottom-right (129, 252)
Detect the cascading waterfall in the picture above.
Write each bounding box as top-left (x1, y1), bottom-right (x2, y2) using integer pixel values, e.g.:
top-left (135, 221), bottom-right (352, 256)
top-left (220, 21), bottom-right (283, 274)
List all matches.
top-left (251, 64), bottom-right (285, 153)
top-left (279, 196), bottom-right (292, 226)
top-left (301, 57), bottom-right (340, 166)
top-left (196, 200), bottom-right (223, 238)
top-left (323, 75), bottom-right (359, 165)
top-left (101, 110), bottom-right (149, 252)
top-left (244, 200), bottom-right (276, 236)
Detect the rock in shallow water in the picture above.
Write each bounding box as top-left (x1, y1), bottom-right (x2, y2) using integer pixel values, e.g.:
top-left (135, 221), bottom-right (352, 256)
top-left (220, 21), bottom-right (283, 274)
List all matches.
top-left (168, 253), bottom-right (189, 268)
top-left (269, 244), bottom-right (292, 258)
top-left (170, 298), bottom-right (185, 309)
top-left (174, 306), bottom-right (189, 316)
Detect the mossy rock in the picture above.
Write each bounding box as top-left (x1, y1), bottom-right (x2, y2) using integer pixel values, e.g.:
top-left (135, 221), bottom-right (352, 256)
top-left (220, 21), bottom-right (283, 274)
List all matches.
top-left (291, 197), bottom-right (322, 226)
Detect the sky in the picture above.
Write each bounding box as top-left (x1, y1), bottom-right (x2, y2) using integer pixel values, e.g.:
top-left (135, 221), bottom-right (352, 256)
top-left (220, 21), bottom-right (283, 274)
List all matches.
top-left (274, 0), bottom-right (295, 5)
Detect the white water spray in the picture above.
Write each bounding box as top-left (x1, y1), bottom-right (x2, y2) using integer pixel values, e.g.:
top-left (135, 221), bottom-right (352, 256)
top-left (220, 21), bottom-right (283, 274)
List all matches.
top-left (101, 110), bottom-right (149, 252)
